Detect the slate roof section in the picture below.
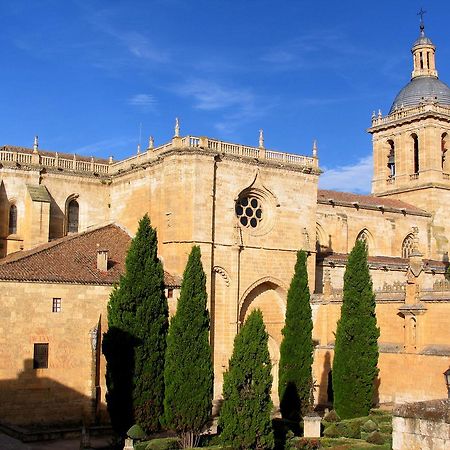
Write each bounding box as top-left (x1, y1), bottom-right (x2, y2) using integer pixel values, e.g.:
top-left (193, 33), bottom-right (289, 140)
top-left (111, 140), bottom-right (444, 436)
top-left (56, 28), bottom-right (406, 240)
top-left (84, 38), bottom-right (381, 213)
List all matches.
top-left (318, 189), bottom-right (430, 216)
top-left (0, 223), bottom-right (182, 286)
top-left (27, 185), bottom-right (51, 203)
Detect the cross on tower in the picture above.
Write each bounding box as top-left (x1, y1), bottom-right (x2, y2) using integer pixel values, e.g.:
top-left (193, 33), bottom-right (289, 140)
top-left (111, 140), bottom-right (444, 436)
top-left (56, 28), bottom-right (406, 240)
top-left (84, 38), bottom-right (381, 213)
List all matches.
top-left (417, 7), bottom-right (426, 24)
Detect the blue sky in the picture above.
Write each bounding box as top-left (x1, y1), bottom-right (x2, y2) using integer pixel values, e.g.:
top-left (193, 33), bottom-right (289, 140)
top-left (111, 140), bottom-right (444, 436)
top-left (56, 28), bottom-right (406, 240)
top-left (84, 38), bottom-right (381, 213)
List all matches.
top-left (1, 0), bottom-right (449, 193)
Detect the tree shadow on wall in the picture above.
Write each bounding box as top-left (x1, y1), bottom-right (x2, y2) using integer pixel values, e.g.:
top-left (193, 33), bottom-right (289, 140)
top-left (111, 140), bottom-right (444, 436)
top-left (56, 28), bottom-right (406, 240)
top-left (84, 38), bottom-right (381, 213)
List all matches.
top-left (102, 326), bottom-right (135, 437)
top-left (318, 351), bottom-right (333, 408)
top-left (0, 359), bottom-right (102, 430)
top-left (373, 376), bottom-right (381, 407)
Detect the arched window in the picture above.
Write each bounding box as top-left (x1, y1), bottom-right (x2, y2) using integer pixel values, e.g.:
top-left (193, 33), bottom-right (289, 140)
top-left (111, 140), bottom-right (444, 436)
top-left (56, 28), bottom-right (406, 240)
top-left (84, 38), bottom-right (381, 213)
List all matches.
top-left (8, 204), bottom-right (17, 235)
top-left (387, 140), bottom-right (395, 177)
top-left (442, 133), bottom-right (448, 171)
top-left (412, 133), bottom-right (419, 174)
top-left (402, 234), bottom-right (414, 258)
top-left (67, 199), bottom-right (79, 234)
top-left (356, 229), bottom-right (370, 252)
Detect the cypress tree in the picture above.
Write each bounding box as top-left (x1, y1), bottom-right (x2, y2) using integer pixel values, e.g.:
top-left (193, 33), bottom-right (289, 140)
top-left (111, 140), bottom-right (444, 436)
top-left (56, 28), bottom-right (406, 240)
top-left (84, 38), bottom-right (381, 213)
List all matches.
top-left (103, 214), bottom-right (168, 435)
top-left (219, 309), bottom-right (274, 450)
top-left (278, 250), bottom-right (313, 422)
top-left (163, 246), bottom-right (213, 449)
top-left (332, 239), bottom-right (380, 419)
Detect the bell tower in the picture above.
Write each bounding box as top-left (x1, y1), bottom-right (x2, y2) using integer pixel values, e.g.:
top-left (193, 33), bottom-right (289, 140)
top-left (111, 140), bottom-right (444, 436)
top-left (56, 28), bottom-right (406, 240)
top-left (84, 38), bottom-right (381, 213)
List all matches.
top-left (368, 18), bottom-right (450, 259)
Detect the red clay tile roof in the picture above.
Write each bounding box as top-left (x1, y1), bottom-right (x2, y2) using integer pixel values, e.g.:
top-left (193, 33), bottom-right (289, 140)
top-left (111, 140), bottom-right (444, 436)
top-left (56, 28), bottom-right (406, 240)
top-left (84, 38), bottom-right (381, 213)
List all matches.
top-left (318, 189), bottom-right (430, 216)
top-left (0, 224), bottom-right (181, 286)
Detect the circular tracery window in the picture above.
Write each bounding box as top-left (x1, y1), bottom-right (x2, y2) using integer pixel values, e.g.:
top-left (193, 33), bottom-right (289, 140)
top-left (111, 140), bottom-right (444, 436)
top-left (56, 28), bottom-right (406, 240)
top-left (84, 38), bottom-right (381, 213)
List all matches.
top-left (236, 196), bottom-right (263, 228)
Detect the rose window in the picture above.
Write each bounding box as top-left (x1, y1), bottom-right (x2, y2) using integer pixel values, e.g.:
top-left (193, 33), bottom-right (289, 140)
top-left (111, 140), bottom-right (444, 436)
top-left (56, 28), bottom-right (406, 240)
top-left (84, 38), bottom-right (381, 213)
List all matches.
top-left (235, 196), bottom-right (263, 228)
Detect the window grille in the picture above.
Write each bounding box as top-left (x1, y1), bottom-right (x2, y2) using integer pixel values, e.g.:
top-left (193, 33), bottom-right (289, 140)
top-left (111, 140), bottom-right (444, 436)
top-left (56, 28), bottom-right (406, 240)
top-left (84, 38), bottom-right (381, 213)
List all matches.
top-left (52, 298), bottom-right (61, 312)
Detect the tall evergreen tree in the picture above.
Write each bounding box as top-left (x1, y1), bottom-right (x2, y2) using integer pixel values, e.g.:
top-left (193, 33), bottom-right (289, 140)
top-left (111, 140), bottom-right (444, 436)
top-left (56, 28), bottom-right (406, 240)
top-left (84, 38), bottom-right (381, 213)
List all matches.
top-left (332, 239), bottom-right (380, 419)
top-left (163, 246), bottom-right (213, 449)
top-left (219, 309), bottom-right (274, 450)
top-left (278, 250), bottom-right (314, 422)
top-left (103, 214), bottom-right (168, 435)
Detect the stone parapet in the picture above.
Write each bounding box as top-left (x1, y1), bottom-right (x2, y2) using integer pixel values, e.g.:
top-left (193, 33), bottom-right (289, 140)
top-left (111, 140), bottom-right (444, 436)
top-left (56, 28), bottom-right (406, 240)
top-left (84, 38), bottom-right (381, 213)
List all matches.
top-left (392, 399), bottom-right (450, 450)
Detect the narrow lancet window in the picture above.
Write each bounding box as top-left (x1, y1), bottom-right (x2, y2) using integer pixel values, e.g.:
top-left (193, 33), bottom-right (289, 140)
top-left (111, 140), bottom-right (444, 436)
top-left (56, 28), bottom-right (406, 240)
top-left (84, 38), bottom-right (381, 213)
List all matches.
top-left (67, 199), bottom-right (79, 234)
top-left (387, 140), bottom-right (396, 177)
top-left (442, 133), bottom-right (448, 171)
top-left (8, 204), bottom-right (17, 234)
top-left (412, 134), bottom-right (419, 174)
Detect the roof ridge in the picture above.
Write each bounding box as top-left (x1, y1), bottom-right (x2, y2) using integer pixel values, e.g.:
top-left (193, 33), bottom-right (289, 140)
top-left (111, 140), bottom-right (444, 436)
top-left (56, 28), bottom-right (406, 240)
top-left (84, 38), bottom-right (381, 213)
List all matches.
top-left (0, 222), bottom-right (119, 266)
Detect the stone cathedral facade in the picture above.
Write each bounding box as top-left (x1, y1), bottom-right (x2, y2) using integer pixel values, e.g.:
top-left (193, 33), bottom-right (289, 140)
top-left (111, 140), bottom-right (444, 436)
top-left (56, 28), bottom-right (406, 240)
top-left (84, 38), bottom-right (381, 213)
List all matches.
top-left (0, 24), bottom-right (449, 427)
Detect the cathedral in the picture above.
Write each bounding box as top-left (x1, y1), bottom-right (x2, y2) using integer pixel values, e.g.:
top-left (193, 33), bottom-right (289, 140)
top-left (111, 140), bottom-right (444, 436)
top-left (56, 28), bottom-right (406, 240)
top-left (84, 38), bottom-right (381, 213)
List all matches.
top-left (0, 22), bottom-right (449, 427)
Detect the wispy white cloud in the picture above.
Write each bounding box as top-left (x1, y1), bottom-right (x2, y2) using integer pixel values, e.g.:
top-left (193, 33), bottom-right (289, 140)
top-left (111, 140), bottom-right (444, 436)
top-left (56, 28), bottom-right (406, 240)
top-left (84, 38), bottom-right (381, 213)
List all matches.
top-left (128, 94), bottom-right (157, 110)
top-left (85, 8), bottom-right (170, 64)
top-left (319, 155), bottom-right (372, 194)
top-left (71, 137), bottom-right (136, 157)
top-left (174, 79), bottom-right (254, 111)
top-left (261, 29), bottom-right (372, 71)
top-left (171, 78), bottom-right (273, 134)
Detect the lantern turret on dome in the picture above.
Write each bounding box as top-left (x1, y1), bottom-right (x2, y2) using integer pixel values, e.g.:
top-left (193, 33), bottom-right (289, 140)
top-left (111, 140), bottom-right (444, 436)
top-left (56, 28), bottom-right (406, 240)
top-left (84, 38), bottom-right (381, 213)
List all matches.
top-left (388, 19), bottom-right (450, 114)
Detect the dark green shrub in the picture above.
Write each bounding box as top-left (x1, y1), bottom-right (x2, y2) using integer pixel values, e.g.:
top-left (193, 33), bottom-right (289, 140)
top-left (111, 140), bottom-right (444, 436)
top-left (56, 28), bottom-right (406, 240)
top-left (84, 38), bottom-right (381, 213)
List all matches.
top-left (127, 424), bottom-right (146, 440)
top-left (145, 437), bottom-right (180, 450)
top-left (342, 420), bottom-right (361, 439)
top-left (323, 409), bottom-right (340, 422)
top-left (323, 423), bottom-right (339, 438)
top-left (366, 430), bottom-right (385, 445)
top-left (361, 419), bottom-right (378, 433)
top-left (290, 437), bottom-right (321, 449)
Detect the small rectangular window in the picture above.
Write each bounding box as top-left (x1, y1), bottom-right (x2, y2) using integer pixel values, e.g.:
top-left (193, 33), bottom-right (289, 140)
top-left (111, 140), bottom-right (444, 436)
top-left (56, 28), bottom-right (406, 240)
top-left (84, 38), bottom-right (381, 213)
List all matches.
top-left (167, 289), bottom-right (173, 299)
top-left (33, 343), bottom-right (49, 369)
top-left (52, 298), bottom-right (61, 312)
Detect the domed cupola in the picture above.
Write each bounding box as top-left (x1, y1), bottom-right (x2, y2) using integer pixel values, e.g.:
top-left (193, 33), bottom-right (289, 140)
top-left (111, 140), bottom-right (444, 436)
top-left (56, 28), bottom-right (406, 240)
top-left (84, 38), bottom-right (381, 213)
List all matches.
top-left (389, 18), bottom-right (450, 113)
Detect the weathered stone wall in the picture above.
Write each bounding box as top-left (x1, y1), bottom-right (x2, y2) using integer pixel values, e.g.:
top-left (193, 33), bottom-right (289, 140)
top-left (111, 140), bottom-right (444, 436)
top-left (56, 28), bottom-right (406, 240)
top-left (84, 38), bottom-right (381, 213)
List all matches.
top-left (0, 281), bottom-right (110, 425)
top-left (392, 399), bottom-right (450, 449)
top-left (317, 202), bottom-right (431, 258)
top-left (0, 280), bottom-right (181, 426)
top-left (0, 168), bottom-right (110, 255)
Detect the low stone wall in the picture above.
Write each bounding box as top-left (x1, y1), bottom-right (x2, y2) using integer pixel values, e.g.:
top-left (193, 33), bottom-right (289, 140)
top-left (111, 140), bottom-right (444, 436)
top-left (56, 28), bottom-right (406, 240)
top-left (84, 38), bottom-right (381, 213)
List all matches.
top-left (392, 399), bottom-right (450, 449)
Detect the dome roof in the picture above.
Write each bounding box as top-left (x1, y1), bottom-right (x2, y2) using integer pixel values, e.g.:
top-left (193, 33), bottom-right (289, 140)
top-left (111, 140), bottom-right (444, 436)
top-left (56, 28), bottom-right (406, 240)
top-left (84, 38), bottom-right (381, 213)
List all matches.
top-left (413, 35), bottom-right (433, 47)
top-left (389, 76), bottom-right (450, 113)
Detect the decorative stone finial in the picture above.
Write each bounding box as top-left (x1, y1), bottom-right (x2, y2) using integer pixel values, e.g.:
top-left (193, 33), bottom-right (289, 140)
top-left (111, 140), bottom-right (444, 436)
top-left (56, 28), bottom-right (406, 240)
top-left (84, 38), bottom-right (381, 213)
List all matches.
top-left (174, 117), bottom-right (180, 137)
top-left (312, 140), bottom-right (318, 158)
top-left (378, 109), bottom-right (382, 118)
top-left (372, 111), bottom-right (376, 119)
top-left (259, 129), bottom-right (264, 148)
top-left (137, 143), bottom-right (141, 154)
top-left (33, 135), bottom-right (39, 153)
top-left (148, 136), bottom-right (154, 150)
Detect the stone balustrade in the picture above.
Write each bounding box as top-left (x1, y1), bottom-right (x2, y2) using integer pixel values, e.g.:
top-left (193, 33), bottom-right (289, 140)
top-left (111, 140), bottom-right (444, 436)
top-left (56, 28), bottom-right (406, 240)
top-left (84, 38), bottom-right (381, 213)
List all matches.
top-left (371, 103), bottom-right (450, 127)
top-left (110, 135), bottom-right (318, 174)
top-left (0, 136), bottom-right (318, 176)
top-left (0, 148), bottom-right (110, 174)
